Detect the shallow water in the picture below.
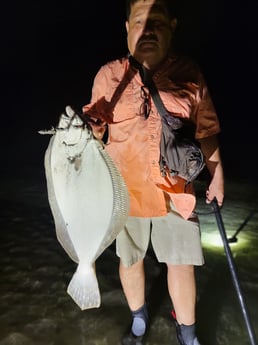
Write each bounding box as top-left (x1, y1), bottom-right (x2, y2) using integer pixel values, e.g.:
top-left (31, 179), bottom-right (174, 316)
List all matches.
top-left (0, 173), bottom-right (257, 345)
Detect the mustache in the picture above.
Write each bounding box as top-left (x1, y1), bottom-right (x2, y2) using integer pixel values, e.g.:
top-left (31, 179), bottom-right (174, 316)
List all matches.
top-left (137, 34), bottom-right (158, 44)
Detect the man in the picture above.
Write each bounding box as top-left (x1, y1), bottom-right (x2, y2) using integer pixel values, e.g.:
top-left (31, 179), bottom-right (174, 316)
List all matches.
top-left (83, 0), bottom-right (224, 344)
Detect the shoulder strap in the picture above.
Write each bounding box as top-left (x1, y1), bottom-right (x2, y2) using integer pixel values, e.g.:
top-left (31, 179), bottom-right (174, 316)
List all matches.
top-left (129, 55), bottom-right (182, 129)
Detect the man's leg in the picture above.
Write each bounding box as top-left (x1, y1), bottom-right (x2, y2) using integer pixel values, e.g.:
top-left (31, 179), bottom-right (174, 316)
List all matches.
top-left (116, 217), bottom-right (151, 344)
top-left (120, 260), bottom-right (148, 344)
top-left (167, 264), bottom-right (200, 345)
top-left (167, 264), bottom-right (196, 325)
top-left (119, 259), bottom-right (145, 311)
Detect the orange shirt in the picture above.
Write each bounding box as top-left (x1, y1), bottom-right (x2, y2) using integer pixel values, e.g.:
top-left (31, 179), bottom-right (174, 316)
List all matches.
top-left (83, 56), bottom-right (220, 219)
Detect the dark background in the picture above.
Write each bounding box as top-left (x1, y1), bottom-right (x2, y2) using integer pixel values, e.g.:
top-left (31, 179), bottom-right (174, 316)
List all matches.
top-left (2, 0), bottom-right (258, 180)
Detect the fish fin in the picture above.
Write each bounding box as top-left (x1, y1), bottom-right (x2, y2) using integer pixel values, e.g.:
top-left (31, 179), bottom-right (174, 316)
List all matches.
top-left (44, 136), bottom-right (79, 263)
top-left (93, 147), bottom-right (129, 260)
top-left (67, 265), bottom-right (101, 310)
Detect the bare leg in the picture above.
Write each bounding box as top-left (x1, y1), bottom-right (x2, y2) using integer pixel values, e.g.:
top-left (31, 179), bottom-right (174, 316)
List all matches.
top-left (167, 264), bottom-right (196, 325)
top-left (119, 259), bottom-right (145, 310)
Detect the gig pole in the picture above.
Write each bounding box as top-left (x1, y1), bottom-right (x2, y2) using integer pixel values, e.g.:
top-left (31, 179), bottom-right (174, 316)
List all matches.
top-left (211, 198), bottom-right (257, 345)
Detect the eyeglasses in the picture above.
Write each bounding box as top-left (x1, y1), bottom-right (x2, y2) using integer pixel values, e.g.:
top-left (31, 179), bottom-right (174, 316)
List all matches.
top-left (139, 86), bottom-right (151, 119)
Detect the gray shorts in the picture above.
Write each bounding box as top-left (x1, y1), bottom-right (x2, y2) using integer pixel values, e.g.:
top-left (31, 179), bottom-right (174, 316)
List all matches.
top-left (116, 205), bottom-right (204, 267)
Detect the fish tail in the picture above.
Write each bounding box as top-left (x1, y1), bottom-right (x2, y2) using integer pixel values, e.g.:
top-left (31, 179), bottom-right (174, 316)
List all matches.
top-left (67, 265), bottom-right (101, 310)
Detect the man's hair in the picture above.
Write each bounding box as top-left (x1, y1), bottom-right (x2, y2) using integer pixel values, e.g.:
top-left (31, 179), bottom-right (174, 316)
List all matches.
top-left (125, 0), bottom-right (178, 20)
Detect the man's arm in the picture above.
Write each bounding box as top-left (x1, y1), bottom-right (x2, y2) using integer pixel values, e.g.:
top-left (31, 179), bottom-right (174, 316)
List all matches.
top-left (199, 135), bottom-right (224, 207)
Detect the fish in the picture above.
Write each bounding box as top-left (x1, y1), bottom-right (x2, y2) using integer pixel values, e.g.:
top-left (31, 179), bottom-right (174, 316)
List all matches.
top-left (41, 106), bottom-right (129, 310)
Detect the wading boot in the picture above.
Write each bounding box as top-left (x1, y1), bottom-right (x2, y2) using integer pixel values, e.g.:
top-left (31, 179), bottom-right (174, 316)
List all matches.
top-left (171, 310), bottom-right (201, 345)
top-left (122, 304), bottom-right (148, 345)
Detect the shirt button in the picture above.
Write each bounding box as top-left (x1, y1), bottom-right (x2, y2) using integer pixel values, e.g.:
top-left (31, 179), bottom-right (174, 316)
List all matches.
top-left (150, 135), bottom-right (154, 140)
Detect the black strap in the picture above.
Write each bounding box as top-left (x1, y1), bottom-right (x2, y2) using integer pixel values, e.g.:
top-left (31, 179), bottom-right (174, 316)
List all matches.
top-left (129, 55), bottom-right (182, 129)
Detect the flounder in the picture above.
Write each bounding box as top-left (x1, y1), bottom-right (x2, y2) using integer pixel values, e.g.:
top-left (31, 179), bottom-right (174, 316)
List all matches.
top-left (41, 106), bottom-right (129, 310)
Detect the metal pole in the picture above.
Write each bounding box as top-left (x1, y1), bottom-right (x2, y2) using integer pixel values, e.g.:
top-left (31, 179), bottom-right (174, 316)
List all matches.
top-left (211, 199), bottom-right (257, 345)
top-left (227, 210), bottom-right (257, 243)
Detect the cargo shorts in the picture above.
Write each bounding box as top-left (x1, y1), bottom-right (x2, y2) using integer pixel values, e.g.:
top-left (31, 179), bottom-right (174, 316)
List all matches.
top-left (116, 204), bottom-right (204, 267)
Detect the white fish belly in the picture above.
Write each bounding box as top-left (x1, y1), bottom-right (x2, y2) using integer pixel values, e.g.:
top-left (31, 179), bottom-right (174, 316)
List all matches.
top-left (50, 139), bottom-right (114, 261)
top-left (43, 108), bottom-right (129, 310)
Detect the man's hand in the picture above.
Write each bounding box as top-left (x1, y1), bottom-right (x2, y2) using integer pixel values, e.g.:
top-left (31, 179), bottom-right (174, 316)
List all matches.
top-left (87, 119), bottom-right (107, 140)
top-left (206, 178), bottom-right (224, 207)
top-left (199, 135), bottom-right (224, 207)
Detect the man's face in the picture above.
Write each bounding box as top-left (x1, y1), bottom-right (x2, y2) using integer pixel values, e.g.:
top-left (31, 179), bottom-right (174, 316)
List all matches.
top-left (126, 0), bottom-right (176, 69)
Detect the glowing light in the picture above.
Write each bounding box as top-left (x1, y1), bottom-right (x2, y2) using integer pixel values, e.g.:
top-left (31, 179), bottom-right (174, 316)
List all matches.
top-left (201, 231), bottom-right (250, 252)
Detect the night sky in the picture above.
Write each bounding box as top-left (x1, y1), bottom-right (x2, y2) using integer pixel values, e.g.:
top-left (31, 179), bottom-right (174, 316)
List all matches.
top-left (2, 0), bottom-right (258, 180)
